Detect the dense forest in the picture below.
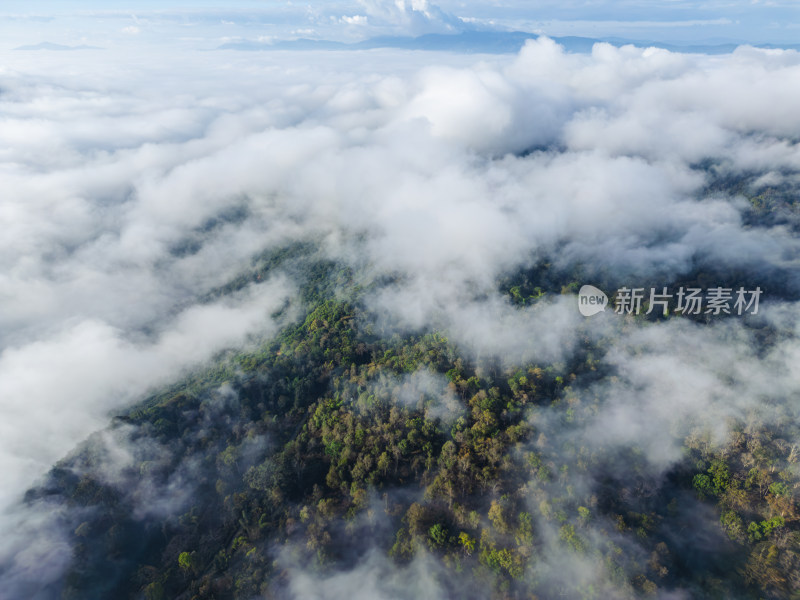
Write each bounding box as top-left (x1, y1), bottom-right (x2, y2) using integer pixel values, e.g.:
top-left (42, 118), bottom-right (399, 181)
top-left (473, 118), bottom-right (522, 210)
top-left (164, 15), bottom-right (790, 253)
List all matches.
top-left (8, 173), bottom-right (798, 600)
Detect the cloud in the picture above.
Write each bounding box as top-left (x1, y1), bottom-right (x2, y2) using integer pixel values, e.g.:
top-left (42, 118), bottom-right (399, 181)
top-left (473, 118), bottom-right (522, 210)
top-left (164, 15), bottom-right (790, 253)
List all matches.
top-left (340, 15), bottom-right (368, 26)
top-left (278, 547), bottom-right (490, 600)
top-left (0, 278), bottom-right (292, 512)
top-left (356, 0), bottom-right (463, 34)
top-left (1, 34), bottom-right (800, 596)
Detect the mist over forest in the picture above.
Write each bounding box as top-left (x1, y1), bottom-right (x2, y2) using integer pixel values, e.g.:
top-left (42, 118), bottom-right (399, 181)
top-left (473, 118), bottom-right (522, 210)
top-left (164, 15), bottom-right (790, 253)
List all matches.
top-left (1, 2), bottom-right (800, 598)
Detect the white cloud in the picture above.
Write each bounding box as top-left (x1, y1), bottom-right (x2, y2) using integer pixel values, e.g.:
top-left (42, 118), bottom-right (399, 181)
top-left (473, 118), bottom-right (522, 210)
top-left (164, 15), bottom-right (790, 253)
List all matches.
top-left (357, 0), bottom-right (462, 34)
top-left (341, 15), bottom-right (369, 26)
top-left (2, 35), bottom-right (800, 594)
top-left (0, 278), bottom-right (293, 512)
top-left (282, 548), bottom-right (489, 599)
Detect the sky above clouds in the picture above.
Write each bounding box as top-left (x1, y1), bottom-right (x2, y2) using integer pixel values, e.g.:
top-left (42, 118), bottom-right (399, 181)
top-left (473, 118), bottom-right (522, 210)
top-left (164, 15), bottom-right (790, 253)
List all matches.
top-left (0, 0), bottom-right (799, 49)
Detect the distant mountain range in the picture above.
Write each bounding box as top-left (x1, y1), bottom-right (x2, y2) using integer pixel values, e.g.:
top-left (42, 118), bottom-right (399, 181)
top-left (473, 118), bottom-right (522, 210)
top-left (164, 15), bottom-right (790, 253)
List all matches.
top-left (13, 34), bottom-right (798, 55)
top-left (218, 30), bottom-right (800, 55)
top-left (14, 42), bottom-right (104, 51)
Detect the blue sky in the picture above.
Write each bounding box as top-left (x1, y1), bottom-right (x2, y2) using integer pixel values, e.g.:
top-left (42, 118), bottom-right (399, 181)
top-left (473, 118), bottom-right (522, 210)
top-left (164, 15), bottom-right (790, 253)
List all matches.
top-left (0, 1), bottom-right (798, 50)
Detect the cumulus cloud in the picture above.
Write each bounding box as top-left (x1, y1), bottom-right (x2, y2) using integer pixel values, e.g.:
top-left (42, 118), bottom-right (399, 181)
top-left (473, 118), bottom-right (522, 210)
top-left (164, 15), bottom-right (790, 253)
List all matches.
top-left (340, 15), bottom-right (368, 26)
top-left (357, 0), bottom-right (463, 34)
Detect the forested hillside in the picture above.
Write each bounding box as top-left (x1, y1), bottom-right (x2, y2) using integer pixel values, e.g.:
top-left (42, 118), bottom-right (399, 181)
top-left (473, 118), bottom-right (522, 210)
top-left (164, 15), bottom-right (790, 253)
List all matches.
top-left (19, 187), bottom-right (800, 599)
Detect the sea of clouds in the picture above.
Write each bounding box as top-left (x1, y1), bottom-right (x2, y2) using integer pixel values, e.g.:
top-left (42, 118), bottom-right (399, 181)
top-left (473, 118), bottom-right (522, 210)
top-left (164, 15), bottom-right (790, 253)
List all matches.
top-left (1, 35), bottom-right (800, 597)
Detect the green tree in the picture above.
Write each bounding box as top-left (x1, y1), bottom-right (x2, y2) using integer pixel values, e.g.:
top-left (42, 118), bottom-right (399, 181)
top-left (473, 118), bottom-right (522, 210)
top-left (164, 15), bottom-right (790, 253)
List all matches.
top-left (178, 551), bottom-right (197, 574)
